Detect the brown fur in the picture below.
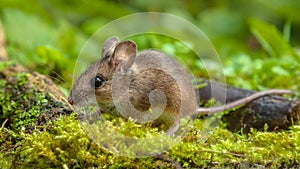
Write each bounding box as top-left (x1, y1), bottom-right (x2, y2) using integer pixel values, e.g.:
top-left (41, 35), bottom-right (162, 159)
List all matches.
top-left (69, 37), bottom-right (198, 134)
top-left (69, 36), bottom-right (293, 135)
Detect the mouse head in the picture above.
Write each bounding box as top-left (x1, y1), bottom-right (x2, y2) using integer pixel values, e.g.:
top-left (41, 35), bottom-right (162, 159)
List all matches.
top-left (68, 36), bottom-right (137, 107)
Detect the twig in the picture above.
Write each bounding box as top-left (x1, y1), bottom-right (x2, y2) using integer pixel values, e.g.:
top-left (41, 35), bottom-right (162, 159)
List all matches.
top-left (155, 153), bottom-right (183, 169)
top-left (196, 150), bottom-right (245, 158)
top-left (0, 21), bottom-right (8, 61)
top-left (1, 118), bottom-right (8, 129)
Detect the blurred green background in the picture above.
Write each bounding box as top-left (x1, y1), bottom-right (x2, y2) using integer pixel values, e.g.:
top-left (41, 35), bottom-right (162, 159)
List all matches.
top-left (0, 0), bottom-right (300, 93)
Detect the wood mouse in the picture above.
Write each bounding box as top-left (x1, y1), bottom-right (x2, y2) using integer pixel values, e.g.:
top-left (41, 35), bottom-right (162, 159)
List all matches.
top-left (68, 36), bottom-right (293, 135)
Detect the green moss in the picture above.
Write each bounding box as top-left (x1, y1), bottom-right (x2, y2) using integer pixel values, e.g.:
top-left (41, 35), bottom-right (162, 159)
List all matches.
top-left (8, 115), bottom-right (170, 168)
top-left (1, 112), bottom-right (299, 168)
top-left (168, 121), bottom-right (300, 168)
top-left (0, 72), bottom-right (49, 132)
top-left (0, 61), bottom-right (16, 71)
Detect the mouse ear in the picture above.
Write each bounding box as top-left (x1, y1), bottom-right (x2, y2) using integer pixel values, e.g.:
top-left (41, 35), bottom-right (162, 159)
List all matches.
top-left (102, 36), bottom-right (119, 58)
top-left (112, 40), bottom-right (137, 72)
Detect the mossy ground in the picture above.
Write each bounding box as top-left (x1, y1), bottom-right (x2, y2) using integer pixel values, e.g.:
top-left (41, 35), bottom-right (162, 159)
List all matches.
top-left (0, 69), bottom-right (299, 168)
top-left (1, 114), bottom-right (299, 168)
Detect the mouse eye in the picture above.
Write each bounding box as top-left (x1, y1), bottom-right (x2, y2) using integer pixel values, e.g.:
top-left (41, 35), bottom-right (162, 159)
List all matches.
top-left (91, 76), bottom-right (105, 88)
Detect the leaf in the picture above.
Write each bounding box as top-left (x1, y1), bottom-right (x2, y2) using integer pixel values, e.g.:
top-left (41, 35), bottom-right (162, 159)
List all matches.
top-left (272, 66), bottom-right (290, 76)
top-left (248, 18), bottom-right (299, 61)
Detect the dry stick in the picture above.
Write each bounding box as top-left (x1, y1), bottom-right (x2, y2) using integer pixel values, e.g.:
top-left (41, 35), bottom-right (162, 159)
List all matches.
top-left (196, 150), bottom-right (245, 158)
top-left (1, 119), bottom-right (8, 129)
top-left (155, 153), bottom-right (183, 169)
top-left (0, 21), bottom-right (8, 61)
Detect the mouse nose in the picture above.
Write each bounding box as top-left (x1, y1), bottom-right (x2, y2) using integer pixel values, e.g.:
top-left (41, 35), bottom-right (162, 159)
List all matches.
top-left (68, 97), bottom-right (74, 105)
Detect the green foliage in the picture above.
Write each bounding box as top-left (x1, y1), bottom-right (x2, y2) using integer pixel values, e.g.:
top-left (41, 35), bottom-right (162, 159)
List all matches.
top-left (129, 34), bottom-right (203, 76)
top-left (0, 72), bottom-right (47, 132)
top-left (0, 61), bottom-right (16, 71)
top-left (169, 122), bottom-right (300, 168)
top-left (1, 115), bottom-right (300, 168)
top-left (249, 18), bottom-right (298, 60)
top-left (223, 19), bottom-right (300, 91)
top-left (1, 115), bottom-right (173, 168)
top-left (14, 115), bottom-right (93, 168)
top-left (1, 9), bottom-right (79, 88)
